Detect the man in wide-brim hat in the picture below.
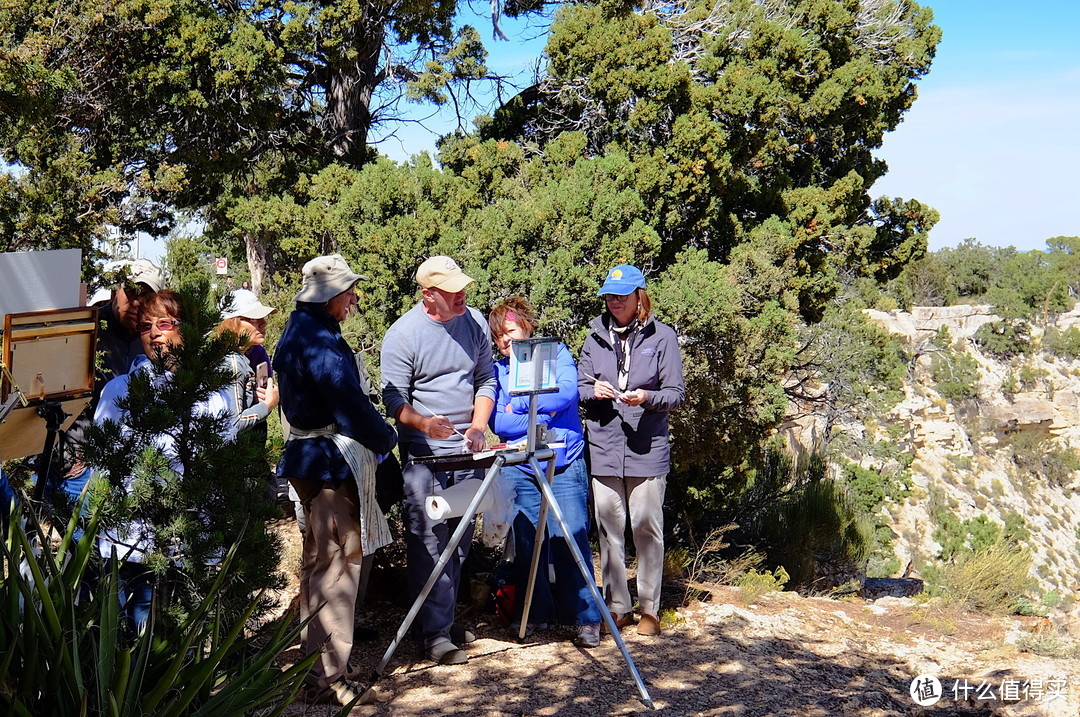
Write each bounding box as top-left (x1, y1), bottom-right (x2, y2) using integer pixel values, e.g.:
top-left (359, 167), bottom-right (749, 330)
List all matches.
top-left (274, 254), bottom-right (397, 707)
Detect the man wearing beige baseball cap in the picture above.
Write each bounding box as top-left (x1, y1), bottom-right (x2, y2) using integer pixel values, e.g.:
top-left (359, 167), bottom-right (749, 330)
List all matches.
top-left (381, 255), bottom-right (496, 665)
top-left (274, 255), bottom-right (396, 706)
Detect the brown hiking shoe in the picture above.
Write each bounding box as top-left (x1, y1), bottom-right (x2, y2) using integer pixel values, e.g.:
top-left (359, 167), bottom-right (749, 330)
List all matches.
top-left (302, 677), bottom-right (378, 706)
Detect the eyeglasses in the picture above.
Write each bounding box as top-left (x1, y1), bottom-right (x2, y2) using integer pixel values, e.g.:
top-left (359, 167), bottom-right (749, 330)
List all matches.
top-left (138, 319), bottom-right (181, 334)
top-left (603, 293), bottom-right (634, 303)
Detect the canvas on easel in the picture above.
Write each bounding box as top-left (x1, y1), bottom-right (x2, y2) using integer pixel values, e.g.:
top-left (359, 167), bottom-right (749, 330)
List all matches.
top-left (0, 307), bottom-right (97, 460)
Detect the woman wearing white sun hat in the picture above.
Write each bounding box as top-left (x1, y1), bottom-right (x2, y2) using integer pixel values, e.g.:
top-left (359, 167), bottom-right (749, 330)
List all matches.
top-left (214, 289), bottom-right (280, 436)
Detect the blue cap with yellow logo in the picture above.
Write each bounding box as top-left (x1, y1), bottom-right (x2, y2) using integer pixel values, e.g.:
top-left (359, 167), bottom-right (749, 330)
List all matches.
top-left (597, 264), bottom-right (646, 296)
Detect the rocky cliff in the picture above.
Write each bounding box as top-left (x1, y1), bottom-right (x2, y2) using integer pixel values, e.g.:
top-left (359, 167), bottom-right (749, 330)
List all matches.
top-left (789, 304), bottom-right (1080, 608)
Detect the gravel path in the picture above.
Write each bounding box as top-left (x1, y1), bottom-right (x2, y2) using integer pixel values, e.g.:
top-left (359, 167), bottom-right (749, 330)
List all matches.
top-left (276, 574), bottom-right (1078, 717)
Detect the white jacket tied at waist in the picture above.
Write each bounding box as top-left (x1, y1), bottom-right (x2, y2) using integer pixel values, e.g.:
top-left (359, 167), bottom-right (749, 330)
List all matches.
top-left (287, 423), bottom-right (392, 555)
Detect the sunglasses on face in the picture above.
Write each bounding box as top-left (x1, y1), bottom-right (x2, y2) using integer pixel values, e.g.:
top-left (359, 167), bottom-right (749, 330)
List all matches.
top-left (603, 293), bottom-right (634, 303)
top-left (139, 319), bottom-right (181, 334)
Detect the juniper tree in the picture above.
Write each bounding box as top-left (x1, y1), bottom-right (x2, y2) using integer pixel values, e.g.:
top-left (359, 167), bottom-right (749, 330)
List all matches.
top-left (80, 281), bottom-right (282, 624)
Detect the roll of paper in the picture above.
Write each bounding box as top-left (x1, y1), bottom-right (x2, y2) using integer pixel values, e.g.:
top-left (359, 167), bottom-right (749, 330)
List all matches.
top-left (425, 480), bottom-right (494, 521)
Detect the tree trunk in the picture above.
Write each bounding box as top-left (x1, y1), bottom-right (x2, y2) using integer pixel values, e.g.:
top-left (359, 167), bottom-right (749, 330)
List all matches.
top-left (325, 23), bottom-right (384, 166)
top-left (244, 231), bottom-right (273, 295)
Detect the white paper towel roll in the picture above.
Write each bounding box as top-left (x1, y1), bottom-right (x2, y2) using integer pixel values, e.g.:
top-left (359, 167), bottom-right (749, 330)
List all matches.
top-left (425, 479), bottom-right (495, 521)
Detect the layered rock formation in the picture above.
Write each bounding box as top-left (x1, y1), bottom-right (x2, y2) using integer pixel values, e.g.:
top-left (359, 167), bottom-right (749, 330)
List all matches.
top-left (791, 304), bottom-right (1080, 608)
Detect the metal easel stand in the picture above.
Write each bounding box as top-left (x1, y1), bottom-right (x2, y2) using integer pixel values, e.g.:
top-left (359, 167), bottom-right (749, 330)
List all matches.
top-left (370, 391), bottom-right (654, 710)
top-left (518, 453), bottom-right (655, 707)
top-left (370, 451), bottom-right (511, 680)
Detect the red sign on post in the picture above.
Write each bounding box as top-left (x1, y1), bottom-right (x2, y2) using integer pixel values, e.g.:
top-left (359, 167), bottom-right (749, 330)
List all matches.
top-left (215, 257), bottom-right (228, 275)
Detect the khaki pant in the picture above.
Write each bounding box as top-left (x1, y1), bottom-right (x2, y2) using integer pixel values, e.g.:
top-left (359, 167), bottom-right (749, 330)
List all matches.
top-left (291, 477), bottom-right (364, 687)
top-left (592, 474), bottom-right (667, 617)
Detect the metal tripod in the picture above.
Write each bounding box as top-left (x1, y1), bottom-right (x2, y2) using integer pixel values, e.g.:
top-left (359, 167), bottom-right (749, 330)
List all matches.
top-left (370, 391), bottom-right (654, 709)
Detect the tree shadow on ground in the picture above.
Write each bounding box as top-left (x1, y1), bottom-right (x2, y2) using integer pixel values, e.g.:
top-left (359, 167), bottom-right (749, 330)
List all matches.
top-left (283, 596), bottom-right (1006, 716)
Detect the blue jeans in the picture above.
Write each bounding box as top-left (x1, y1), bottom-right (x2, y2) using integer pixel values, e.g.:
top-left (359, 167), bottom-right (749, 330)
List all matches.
top-left (33, 466), bottom-right (92, 541)
top-left (57, 465), bottom-right (93, 504)
top-left (508, 457), bottom-right (600, 626)
top-left (115, 561), bottom-right (154, 638)
top-left (0, 469), bottom-right (14, 526)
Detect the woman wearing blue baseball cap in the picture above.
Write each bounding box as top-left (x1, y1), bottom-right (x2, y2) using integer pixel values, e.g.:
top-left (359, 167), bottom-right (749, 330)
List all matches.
top-left (578, 264), bottom-right (685, 637)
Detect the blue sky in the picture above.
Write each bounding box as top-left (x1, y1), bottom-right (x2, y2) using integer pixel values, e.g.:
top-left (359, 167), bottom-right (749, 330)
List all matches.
top-left (378, 0), bottom-right (1080, 253)
top-left (871, 0), bottom-right (1080, 251)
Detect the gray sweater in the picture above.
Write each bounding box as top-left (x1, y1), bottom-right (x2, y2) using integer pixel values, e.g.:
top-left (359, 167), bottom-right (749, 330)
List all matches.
top-left (381, 303), bottom-right (497, 450)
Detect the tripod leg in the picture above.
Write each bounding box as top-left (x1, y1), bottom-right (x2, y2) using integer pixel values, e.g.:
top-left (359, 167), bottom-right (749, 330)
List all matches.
top-left (517, 462), bottom-right (551, 641)
top-left (371, 456), bottom-right (506, 681)
top-left (527, 457), bottom-right (654, 709)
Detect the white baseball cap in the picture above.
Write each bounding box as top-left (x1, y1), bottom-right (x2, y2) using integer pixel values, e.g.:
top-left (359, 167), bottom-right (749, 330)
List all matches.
top-left (222, 289), bottom-right (276, 320)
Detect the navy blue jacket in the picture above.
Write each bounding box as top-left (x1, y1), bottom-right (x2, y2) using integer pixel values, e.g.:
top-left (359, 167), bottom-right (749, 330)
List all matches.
top-left (275, 303), bottom-right (397, 484)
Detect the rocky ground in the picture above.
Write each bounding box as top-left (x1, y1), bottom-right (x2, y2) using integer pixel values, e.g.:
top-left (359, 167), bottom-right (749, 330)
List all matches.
top-left (269, 521), bottom-right (1079, 717)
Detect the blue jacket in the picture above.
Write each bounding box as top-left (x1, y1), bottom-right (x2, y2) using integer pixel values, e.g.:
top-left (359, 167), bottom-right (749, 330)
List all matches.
top-left (275, 304), bottom-right (396, 484)
top-left (490, 343), bottom-right (584, 475)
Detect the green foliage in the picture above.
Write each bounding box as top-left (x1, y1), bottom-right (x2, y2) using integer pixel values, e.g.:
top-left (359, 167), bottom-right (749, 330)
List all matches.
top-left (0, 505), bottom-right (315, 715)
top-left (1001, 370), bottom-right (1019, 397)
top-left (163, 234), bottom-right (215, 290)
top-left (223, 147), bottom-right (801, 516)
top-left (837, 459), bottom-right (911, 576)
top-left (931, 541), bottom-right (1035, 615)
top-left (936, 239), bottom-right (996, 299)
top-left (1003, 512), bottom-right (1032, 545)
top-left (929, 487), bottom-right (1033, 570)
top-left (972, 320), bottom-right (1032, 359)
top-left (1042, 326), bottom-right (1080, 359)
top-left (1009, 432), bottom-right (1080, 488)
top-left (652, 250), bottom-right (795, 489)
top-left (2, 0), bottom-right (948, 533)
top-left (930, 324), bottom-right (952, 349)
top-left (924, 491), bottom-right (1038, 616)
top-left (1017, 364), bottom-right (1048, 391)
top-left (794, 298), bottom-right (909, 447)
top-left (735, 566), bottom-right (790, 602)
top-left (896, 239), bottom-right (1080, 320)
top-left (79, 281), bottom-right (282, 624)
top-left (487, 0), bottom-right (940, 318)
top-left (0, 0), bottom-right (525, 261)
top-left (929, 349), bottom-right (980, 401)
top-left (891, 253), bottom-right (955, 308)
top-left (728, 448), bottom-right (874, 588)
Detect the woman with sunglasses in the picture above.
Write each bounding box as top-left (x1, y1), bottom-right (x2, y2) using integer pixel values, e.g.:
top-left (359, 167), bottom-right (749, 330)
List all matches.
top-left (214, 289), bottom-right (280, 437)
top-left (93, 289), bottom-right (234, 637)
top-left (578, 265), bottom-right (684, 637)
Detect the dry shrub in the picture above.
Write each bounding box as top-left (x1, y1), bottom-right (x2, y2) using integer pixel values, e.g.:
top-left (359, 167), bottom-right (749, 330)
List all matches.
top-left (940, 541), bottom-right (1034, 614)
top-left (1016, 632), bottom-right (1079, 659)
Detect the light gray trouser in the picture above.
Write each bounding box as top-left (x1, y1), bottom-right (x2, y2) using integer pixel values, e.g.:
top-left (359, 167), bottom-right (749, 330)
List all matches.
top-left (592, 474), bottom-right (667, 617)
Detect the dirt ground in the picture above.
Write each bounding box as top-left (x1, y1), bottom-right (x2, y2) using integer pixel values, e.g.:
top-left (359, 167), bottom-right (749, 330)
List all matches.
top-left (268, 520), bottom-right (1080, 717)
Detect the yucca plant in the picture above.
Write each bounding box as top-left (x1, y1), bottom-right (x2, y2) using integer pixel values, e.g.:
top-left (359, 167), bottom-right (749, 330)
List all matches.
top-left (0, 501), bottom-right (319, 715)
